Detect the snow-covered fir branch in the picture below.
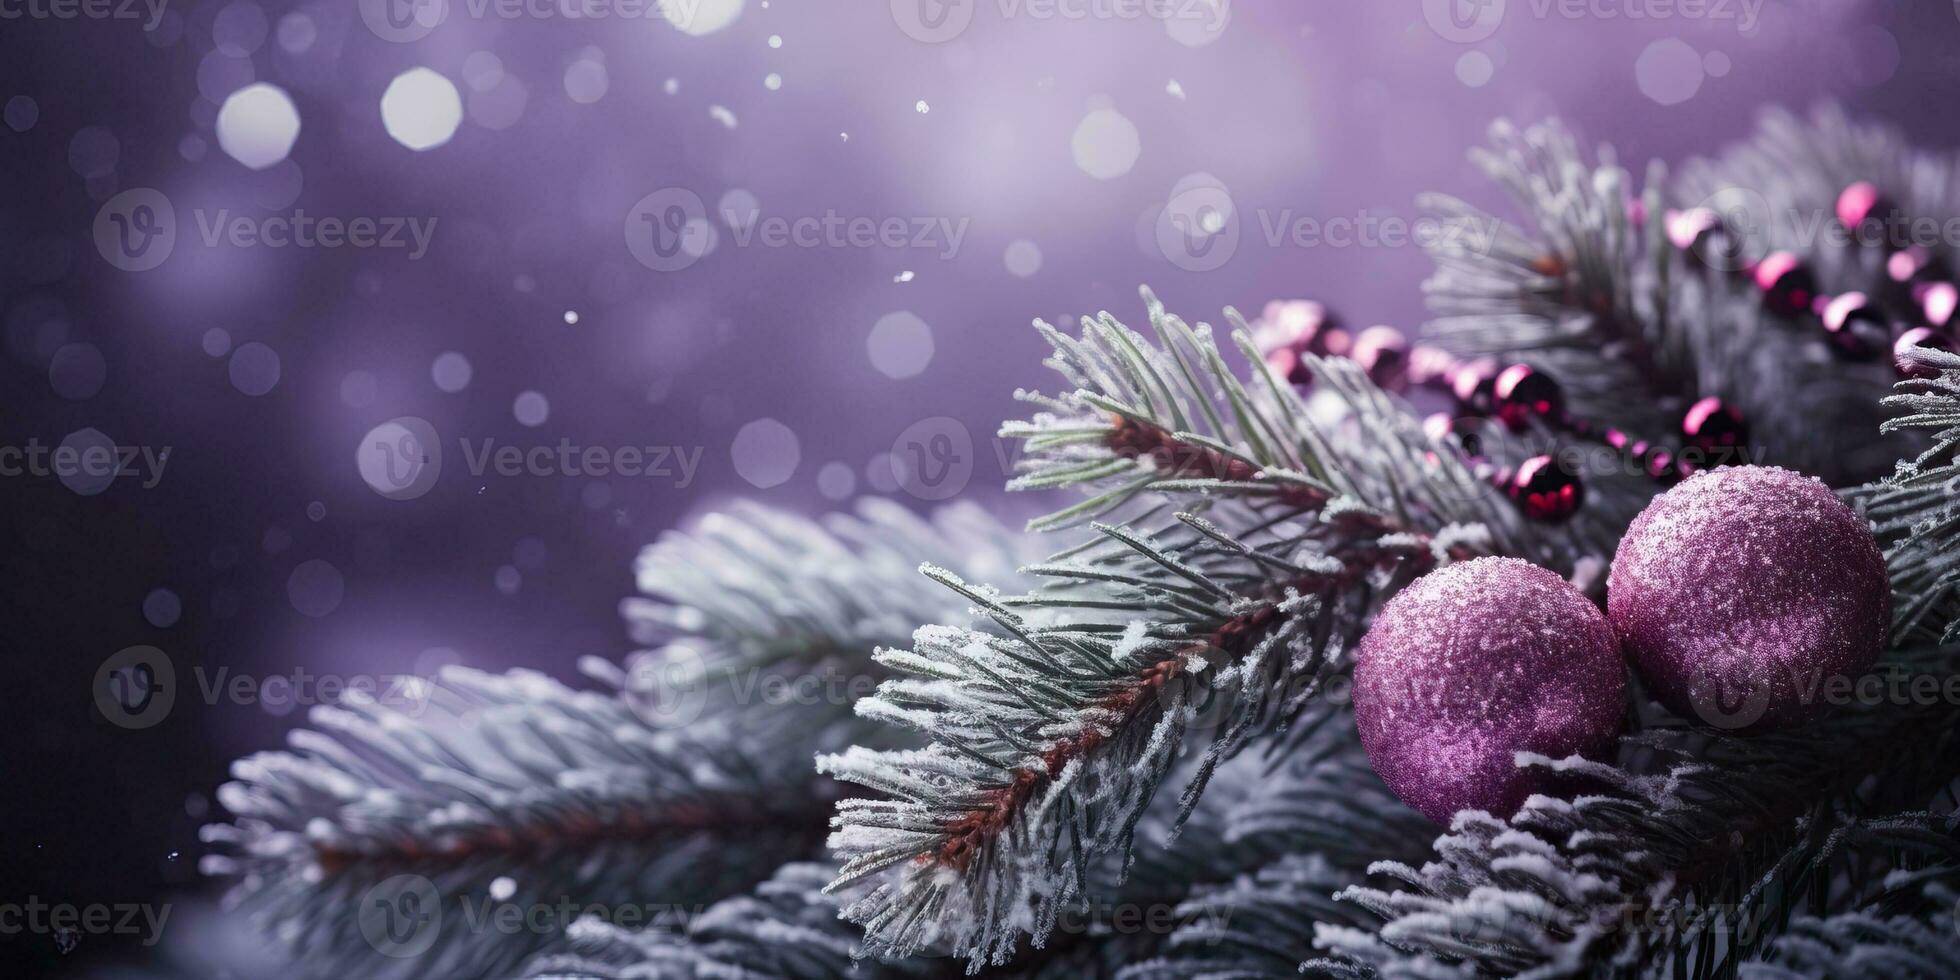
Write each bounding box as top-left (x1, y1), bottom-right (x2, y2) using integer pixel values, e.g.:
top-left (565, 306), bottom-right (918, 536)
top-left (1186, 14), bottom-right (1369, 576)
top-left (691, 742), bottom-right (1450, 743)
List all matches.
top-left (202, 499), bottom-right (1035, 978)
top-left (524, 753), bottom-right (1298, 979)
top-left (1423, 109), bottom-right (1928, 488)
top-left (817, 302), bottom-right (1573, 971)
top-left (1312, 642), bottom-right (1960, 979)
top-left (1858, 348), bottom-right (1960, 643)
top-left (1002, 289), bottom-right (1539, 555)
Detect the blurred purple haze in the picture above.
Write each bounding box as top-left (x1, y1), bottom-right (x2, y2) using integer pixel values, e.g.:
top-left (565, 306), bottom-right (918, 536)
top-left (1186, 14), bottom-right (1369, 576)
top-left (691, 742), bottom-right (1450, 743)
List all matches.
top-left (2, 0), bottom-right (1956, 972)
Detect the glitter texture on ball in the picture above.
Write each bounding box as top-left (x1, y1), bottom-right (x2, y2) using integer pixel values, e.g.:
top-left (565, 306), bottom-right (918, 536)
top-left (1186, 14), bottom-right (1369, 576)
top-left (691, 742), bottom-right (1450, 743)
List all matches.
top-left (1353, 557), bottom-right (1626, 824)
top-left (1608, 466), bottom-right (1890, 732)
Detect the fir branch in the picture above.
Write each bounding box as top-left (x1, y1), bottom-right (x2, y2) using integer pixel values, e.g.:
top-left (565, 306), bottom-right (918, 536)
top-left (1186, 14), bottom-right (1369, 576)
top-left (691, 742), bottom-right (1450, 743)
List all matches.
top-left (1424, 110), bottom-right (1924, 487)
top-left (201, 668), bottom-right (820, 980)
top-left (1002, 290), bottom-right (1528, 557)
top-left (1857, 348), bottom-right (1960, 644)
top-left (821, 301), bottom-right (1522, 969)
top-left (1313, 646), bottom-right (1960, 979)
top-left (203, 499), bottom-right (1036, 979)
top-left (523, 755), bottom-right (1286, 979)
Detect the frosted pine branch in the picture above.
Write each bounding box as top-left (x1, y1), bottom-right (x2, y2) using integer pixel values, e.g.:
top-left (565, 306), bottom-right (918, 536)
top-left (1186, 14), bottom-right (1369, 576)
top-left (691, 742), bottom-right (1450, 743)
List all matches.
top-left (819, 300), bottom-right (1533, 969)
top-left (1858, 348), bottom-right (1960, 643)
top-left (203, 499), bottom-right (1037, 978)
top-left (1425, 110), bottom-right (1926, 487)
top-left (1315, 645), bottom-right (1960, 979)
top-left (1002, 290), bottom-right (1536, 558)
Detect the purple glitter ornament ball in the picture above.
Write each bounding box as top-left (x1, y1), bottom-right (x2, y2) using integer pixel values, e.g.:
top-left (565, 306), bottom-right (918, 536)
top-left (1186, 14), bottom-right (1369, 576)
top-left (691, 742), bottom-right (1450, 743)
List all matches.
top-left (1607, 466), bottom-right (1890, 732)
top-left (1353, 557), bottom-right (1625, 825)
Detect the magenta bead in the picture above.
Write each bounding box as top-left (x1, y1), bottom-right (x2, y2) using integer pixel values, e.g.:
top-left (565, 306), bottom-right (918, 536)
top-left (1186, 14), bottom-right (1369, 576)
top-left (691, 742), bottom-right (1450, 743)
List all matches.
top-left (1679, 397), bottom-right (1749, 458)
top-left (1508, 454), bottom-right (1584, 522)
top-left (1352, 326), bottom-right (1409, 390)
top-left (1492, 364), bottom-right (1564, 431)
top-left (1752, 252), bottom-right (1816, 316)
top-left (1895, 327), bottom-right (1954, 379)
top-left (1919, 281), bottom-right (1957, 329)
top-left (1819, 292), bottom-right (1892, 361)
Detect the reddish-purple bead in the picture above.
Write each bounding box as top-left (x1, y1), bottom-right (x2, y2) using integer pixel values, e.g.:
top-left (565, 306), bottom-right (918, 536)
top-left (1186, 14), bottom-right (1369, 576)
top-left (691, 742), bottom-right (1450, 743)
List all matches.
top-left (1449, 359), bottom-right (1501, 415)
top-left (1836, 181), bottom-right (1891, 245)
top-left (1752, 252), bottom-right (1816, 316)
top-left (1918, 281), bottom-right (1957, 329)
top-left (1895, 326), bottom-right (1954, 380)
top-left (1492, 364), bottom-right (1564, 431)
top-left (1819, 292), bottom-right (1892, 361)
top-left (1678, 397), bottom-right (1749, 459)
top-left (1352, 326), bottom-right (1409, 391)
top-left (1508, 454), bottom-right (1584, 522)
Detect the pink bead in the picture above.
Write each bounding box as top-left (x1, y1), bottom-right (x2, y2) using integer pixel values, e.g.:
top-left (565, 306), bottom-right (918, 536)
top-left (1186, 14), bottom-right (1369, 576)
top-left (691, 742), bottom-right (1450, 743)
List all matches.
top-left (1918, 281), bottom-right (1957, 328)
top-left (1752, 251), bottom-right (1815, 316)
top-left (1836, 181), bottom-right (1884, 232)
top-left (1352, 326), bottom-right (1409, 390)
top-left (1895, 327), bottom-right (1954, 380)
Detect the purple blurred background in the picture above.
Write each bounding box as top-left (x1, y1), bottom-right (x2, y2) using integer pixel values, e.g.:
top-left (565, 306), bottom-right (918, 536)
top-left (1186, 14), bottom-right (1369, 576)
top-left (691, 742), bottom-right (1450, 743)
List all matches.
top-left (3, 0), bottom-right (1955, 973)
